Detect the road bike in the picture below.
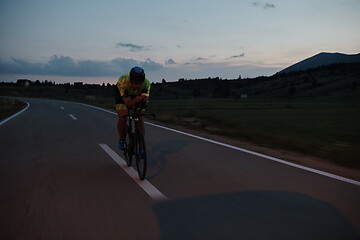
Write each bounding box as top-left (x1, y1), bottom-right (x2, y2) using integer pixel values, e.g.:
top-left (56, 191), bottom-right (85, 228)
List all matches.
top-left (123, 106), bottom-right (154, 180)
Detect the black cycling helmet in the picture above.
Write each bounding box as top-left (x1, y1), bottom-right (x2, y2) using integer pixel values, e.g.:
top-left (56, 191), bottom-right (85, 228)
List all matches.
top-left (130, 66), bottom-right (145, 84)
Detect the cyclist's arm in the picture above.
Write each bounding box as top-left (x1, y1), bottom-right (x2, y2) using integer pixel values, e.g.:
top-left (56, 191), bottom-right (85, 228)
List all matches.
top-left (141, 79), bottom-right (151, 98)
top-left (131, 80), bottom-right (150, 105)
top-left (122, 96), bottom-right (132, 107)
top-left (124, 95), bottom-right (148, 108)
top-left (117, 76), bottom-right (136, 107)
top-left (122, 96), bottom-right (141, 108)
top-left (120, 79), bottom-right (150, 108)
top-left (140, 79), bottom-right (151, 102)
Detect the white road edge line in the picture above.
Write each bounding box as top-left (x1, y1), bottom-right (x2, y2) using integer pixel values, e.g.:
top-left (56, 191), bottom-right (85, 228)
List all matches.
top-left (69, 114), bottom-right (77, 120)
top-left (79, 103), bottom-right (360, 187)
top-left (60, 107), bottom-right (64, 110)
top-left (99, 144), bottom-right (167, 201)
top-left (146, 122), bottom-right (360, 187)
top-left (0, 101), bottom-right (30, 126)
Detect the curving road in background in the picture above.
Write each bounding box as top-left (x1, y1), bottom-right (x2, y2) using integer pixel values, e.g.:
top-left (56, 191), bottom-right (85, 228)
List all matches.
top-left (1, 97), bottom-right (359, 240)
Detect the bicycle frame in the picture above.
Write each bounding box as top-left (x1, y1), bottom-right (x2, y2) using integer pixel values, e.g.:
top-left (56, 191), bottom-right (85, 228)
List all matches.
top-left (123, 108), bottom-right (154, 180)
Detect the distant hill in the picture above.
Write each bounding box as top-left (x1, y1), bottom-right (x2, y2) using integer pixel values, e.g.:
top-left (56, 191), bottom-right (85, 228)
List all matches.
top-left (280, 52), bottom-right (360, 73)
top-left (148, 62), bottom-right (360, 99)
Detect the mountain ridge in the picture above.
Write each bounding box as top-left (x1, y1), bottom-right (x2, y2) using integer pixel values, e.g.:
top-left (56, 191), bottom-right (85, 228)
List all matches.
top-left (280, 52), bottom-right (360, 73)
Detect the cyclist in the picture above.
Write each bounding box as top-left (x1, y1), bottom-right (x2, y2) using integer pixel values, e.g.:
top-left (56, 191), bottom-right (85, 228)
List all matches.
top-left (114, 66), bottom-right (150, 151)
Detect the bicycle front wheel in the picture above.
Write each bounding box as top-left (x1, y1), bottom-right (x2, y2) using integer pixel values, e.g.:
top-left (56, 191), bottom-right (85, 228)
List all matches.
top-left (135, 133), bottom-right (147, 180)
top-left (124, 147), bottom-right (132, 167)
top-left (124, 130), bottom-right (134, 167)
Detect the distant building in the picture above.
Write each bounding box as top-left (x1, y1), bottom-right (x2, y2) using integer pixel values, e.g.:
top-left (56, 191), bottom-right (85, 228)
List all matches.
top-left (17, 79), bottom-right (31, 87)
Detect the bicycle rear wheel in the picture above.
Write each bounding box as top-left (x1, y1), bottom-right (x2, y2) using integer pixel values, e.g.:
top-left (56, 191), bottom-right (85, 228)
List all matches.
top-left (135, 133), bottom-right (147, 180)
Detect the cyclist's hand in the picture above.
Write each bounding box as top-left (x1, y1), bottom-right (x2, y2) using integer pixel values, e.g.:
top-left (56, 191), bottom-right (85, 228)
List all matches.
top-left (123, 97), bottom-right (133, 108)
top-left (141, 95), bottom-right (149, 102)
top-left (134, 96), bottom-right (142, 104)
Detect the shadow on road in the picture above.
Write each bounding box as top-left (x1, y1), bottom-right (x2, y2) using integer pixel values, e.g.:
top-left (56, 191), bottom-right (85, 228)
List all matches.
top-left (153, 191), bottom-right (359, 240)
top-left (146, 139), bottom-right (187, 179)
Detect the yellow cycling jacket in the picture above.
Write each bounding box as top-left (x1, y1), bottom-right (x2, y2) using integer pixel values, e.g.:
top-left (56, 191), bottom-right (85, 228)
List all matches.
top-left (116, 73), bottom-right (150, 98)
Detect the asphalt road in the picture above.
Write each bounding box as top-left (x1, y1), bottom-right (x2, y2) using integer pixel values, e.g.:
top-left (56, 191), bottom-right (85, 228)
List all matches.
top-left (1, 97), bottom-right (359, 240)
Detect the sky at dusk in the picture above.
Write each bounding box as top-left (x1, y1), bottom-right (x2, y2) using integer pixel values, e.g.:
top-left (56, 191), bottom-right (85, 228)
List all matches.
top-left (0, 0), bottom-right (359, 84)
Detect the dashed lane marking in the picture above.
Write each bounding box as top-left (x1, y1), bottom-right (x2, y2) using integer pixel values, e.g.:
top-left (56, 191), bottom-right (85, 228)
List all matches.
top-left (69, 114), bottom-right (77, 120)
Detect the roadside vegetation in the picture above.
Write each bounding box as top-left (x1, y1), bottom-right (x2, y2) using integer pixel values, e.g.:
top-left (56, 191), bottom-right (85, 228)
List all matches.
top-left (0, 98), bottom-right (27, 122)
top-left (1, 63), bottom-right (359, 167)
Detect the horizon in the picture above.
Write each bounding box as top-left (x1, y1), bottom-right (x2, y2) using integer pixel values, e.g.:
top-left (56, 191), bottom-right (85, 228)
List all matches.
top-left (0, 72), bottom-right (262, 85)
top-left (1, 0), bottom-right (359, 84)
top-left (3, 56), bottom-right (359, 86)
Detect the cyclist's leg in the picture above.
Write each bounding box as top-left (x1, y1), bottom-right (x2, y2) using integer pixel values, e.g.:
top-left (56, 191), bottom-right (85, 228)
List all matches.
top-left (116, 104), bottom-right (128, 149)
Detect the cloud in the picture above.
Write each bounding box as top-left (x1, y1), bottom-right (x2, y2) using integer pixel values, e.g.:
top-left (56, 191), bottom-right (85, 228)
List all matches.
top-left (231, 53), bottom-right (245, 58)
top-left (116, 43), bottom-right (150, 52)
top-left (252, 2), bottom-right (275, 9)
top-left (165, 58), bottom-right (176, 64)
top-left (181, 57), bottom-right (208, 65)
top-left (193, 57), bottom-right (207, 61)
top-left (264, 3), bottom-right (275, 9)
top-left (138, 58), bottom-right (163, 71)
top-left (0, 55), bottom-right (163, 77)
